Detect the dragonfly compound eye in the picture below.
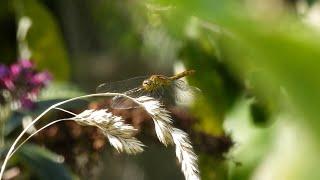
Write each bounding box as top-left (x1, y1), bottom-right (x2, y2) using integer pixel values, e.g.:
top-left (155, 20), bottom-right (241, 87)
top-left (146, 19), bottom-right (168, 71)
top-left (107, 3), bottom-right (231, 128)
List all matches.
top-left (143, 79), bottom-right (152, 86)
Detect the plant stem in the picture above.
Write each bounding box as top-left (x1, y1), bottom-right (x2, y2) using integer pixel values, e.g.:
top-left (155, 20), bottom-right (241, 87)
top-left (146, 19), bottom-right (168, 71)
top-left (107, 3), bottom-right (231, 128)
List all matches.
top-left (0, 92), bottom-right (140, 180)
top-left (8, 108), bottom-right (76, 158)
top-left (8, 118), bottom-right (72, 159)
top-left (54, 107), bottom-right (77, 116)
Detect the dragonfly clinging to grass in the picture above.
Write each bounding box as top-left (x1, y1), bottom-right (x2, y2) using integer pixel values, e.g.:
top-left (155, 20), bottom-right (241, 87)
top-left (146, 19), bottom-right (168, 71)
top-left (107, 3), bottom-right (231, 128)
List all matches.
top-left (96, 70), bottom-right (200, 109)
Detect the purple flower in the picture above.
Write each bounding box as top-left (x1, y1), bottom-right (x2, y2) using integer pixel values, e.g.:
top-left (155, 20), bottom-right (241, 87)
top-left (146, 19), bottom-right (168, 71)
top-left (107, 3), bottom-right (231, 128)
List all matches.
top-left (0, 59), bottom-right (52, 110)
top-left (10, 64), bottom-right (21, 77)
top-left (31, 71), bottom-right (52, 86)
top-left (19, 59), bottom-right (33, 69)
top-left (3, 77), bottom-right (15, 90)
top-left (0, 65), bottom-right (9, 78)
top-left (20, 96), bottom-right (36, 110)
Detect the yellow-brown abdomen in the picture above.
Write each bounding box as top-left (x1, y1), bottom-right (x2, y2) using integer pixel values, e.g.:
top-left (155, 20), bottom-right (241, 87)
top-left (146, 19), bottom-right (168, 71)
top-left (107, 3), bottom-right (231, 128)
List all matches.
top-left (169, 70), bottom-right (195, 80)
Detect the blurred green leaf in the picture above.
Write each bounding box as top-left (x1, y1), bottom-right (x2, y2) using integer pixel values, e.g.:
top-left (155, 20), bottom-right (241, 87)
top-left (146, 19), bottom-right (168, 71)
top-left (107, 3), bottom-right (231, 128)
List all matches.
top-left (4, 112), bottom-right (24, 136)
top-left (218, 19), bottom-right (320, 138)
top-left (224, 99), bottom-right (273, 180)
top-left (13, 0), bottom-right (70, 80)
top-left (180, 36), bottom-right (242, 134)
top-left (151, 0), bottom-right (320, 179)
top-left (199, 154), bottom-right (228, 179)
top-left (0, 143), bottom-right (73, 179)
top-left (39, 83), bottom-right (85, 100)
top-left (306, 0), bottom-right (318, 5)
top-left (17, 143), bottom-right (73, 180)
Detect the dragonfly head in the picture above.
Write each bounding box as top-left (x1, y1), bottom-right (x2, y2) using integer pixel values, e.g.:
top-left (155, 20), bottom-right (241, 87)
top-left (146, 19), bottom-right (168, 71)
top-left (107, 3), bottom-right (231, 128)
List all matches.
top-left (142, 79), bottom-right (153, 91)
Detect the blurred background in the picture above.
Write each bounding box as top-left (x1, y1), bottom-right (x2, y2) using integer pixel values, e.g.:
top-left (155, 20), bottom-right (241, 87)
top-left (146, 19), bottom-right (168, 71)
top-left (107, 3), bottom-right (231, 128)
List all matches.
top-left (1, 0), bottom-right (320, 179)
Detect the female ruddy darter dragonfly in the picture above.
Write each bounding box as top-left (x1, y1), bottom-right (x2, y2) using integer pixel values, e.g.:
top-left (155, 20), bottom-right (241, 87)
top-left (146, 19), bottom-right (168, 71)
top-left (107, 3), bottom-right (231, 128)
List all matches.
top-left (96, 70), bottom-right (200, 109)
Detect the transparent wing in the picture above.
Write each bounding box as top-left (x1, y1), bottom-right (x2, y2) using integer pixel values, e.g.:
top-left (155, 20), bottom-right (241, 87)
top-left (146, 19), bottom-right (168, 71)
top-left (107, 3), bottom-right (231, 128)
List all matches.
top-left (154, 84), bottom-right (175, 105)
top-left (172, 80), bottom-right (201, 105)
top-left (110, 85), bottom-right (167, 109)
top-left (96, 76), bottom-right (149, 109)
top-left (110, 87), bottom-right (147, 109)
top-left (96, 76), bottom-right (148, 93)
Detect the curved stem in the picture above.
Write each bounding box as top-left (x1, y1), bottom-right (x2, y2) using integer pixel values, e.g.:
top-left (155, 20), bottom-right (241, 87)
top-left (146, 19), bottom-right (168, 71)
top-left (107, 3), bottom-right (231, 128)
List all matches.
top-left (8, 119), bottom-right (72, 159)
top-left (8, 107), bottom-right (78, 157)
top-left (0, 92), bottom-right (141, 179)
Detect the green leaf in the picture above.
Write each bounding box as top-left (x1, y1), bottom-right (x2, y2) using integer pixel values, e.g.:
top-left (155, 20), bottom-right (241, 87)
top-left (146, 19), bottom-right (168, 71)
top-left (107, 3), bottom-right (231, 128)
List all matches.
top-left (151, 0), bottom-right (320, 179)
top-left (4, 112), bottom-right (24, 136)
top-left (13, 0), bottom-right (70, 80)
top-left (16, 144), bottom-right (73, 180)
top-left (39, 83), bottom-right (85, 100)
top-left (306, 0), bottom-right (318, 5)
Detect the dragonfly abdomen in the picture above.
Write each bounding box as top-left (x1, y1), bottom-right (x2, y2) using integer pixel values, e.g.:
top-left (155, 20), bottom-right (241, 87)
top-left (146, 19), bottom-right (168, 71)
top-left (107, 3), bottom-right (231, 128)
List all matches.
top-left (169, 70), bottom-right (195, 80)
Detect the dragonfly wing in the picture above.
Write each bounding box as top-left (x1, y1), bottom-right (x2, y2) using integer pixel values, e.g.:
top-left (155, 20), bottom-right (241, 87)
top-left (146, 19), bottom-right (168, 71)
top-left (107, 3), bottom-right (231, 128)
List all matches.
top-left (172, 80), bottom-right (201, 105)
top-left (154, 85), bottom-right (174, 104)
top-left (149, 86), bottom-right (165, 100)
top-left (96, 76), bottom-right (148, 93)
top-left (110, 87), bottom-right (146, 109)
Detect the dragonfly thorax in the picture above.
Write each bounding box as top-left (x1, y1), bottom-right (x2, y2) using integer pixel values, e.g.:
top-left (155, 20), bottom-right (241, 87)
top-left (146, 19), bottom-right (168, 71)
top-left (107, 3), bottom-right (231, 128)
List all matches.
top-left (142, 75), bottom-right (170, 92)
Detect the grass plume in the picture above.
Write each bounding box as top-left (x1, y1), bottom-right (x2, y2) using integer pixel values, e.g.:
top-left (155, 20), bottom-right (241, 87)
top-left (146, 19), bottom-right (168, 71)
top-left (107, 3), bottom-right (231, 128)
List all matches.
top-left (0, 93), bottom-right (200, 180)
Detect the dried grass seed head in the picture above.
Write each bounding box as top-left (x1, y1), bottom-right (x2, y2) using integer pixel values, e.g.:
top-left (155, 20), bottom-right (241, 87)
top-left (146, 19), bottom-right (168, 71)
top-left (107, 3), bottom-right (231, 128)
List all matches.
top-left (73, 109), bottom-right (144, 154)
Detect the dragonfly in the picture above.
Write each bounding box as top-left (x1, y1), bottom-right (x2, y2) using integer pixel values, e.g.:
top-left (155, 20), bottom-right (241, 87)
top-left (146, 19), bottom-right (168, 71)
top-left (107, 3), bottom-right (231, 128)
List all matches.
top-left (96, 70), bottom-right (200, 109)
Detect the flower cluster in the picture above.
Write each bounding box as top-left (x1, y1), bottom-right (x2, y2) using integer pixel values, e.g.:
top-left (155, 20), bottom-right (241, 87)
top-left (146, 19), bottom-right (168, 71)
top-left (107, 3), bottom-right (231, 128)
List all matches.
top-left (0, 60), bottom-right (51, 109)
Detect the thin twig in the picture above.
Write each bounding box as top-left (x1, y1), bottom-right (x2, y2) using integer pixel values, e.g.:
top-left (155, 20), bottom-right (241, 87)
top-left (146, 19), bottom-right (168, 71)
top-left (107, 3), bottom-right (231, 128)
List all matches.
top-left (54, 107), bottom-right (77, 116)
